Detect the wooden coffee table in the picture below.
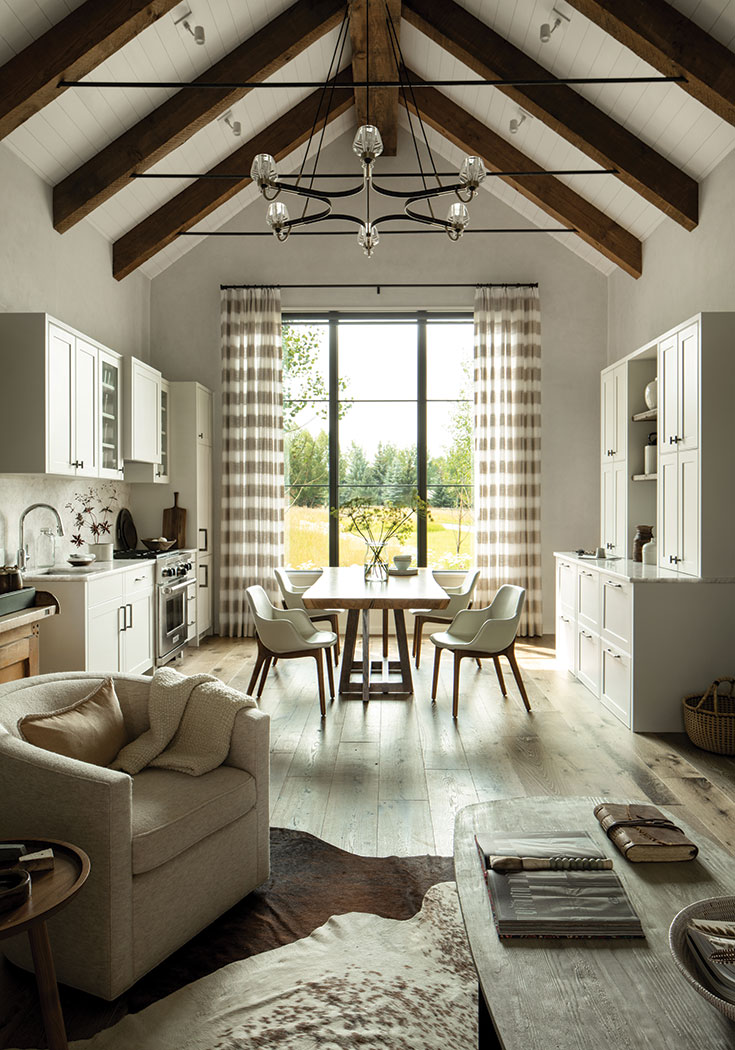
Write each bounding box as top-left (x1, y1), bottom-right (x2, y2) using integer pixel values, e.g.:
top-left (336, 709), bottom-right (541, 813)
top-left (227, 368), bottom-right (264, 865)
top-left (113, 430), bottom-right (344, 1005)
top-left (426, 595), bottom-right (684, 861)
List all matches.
top-left (0, 838), bottom-right (90, 1050)
top-left (303, 567), bottom-right (449, 700)
top-left (454, 798), bottom-right (735, 1049)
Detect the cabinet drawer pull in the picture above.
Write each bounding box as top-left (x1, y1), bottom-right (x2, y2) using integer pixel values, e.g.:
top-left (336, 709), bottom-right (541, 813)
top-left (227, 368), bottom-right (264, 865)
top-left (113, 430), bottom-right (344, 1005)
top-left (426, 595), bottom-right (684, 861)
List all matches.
top-left (198, 527), bottom-right (208, 552)
top-left (581, 570), bottom-right (594, 577)
top-left (560, 615), bottom-right (570, 623)
top-left (126, 603), bottom-right (133, 629)
top-left (581, 630), bottom-right (593, 639)
top-left (606, 581), bottom-right (623, 588)
top-left (669, 555), bottom-right (680, 564)
top-left (200, 563), bottom-right (209, 588)
top-left (669, 435), bottom-right (681, 445)
top-left (118, 605), bottom-right (127, 633)
top-left (605, 648), bottom-right (622, 659)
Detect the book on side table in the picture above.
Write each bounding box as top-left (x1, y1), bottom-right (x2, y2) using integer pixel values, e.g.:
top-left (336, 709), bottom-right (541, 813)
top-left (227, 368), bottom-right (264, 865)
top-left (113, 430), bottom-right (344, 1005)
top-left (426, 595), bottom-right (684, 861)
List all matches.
top-left (476, 831), bottom-right (644, 939)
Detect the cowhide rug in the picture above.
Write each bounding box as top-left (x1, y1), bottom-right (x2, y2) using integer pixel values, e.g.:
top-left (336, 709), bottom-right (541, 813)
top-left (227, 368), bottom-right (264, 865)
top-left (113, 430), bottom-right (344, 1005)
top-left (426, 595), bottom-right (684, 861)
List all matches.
top-left (0, 830), bottom-right (460, 1049)
top-left (16, 883), bottom-right (477, 1050)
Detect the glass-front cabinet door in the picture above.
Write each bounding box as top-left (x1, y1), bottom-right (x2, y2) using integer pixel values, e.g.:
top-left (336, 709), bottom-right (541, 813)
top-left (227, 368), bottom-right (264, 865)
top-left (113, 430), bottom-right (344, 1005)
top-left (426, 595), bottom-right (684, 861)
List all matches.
top-left (157, 379), bottom-right (170, 482)
top-left (99, 348), bottom-right (123, 478)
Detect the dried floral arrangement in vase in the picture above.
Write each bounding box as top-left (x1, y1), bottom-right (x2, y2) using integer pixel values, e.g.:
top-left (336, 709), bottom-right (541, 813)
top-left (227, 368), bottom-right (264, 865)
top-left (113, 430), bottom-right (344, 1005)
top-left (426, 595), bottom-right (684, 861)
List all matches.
top-left (65, 486), bottom-right (119, 556)
top-left (337, 495), bottom-right (429, 581)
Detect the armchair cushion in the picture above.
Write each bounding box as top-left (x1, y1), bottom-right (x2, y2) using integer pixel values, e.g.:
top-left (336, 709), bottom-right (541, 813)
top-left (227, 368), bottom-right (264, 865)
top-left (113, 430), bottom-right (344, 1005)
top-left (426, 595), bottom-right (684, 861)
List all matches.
top-left (18, 677), bottom-right (128, 766)
top-left (131, 765), bottom-right (257, 874)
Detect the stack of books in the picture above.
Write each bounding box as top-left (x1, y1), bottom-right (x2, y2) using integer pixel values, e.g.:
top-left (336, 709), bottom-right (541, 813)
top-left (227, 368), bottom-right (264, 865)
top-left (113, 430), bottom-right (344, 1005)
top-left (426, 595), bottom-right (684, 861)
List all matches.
top-left (476, 831), bottom-right (644, 939)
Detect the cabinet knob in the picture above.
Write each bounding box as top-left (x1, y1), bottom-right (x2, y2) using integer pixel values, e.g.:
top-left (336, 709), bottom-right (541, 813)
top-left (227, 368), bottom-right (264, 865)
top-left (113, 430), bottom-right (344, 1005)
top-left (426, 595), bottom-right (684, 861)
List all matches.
top-left (198, 432), bottom-right (204, 439)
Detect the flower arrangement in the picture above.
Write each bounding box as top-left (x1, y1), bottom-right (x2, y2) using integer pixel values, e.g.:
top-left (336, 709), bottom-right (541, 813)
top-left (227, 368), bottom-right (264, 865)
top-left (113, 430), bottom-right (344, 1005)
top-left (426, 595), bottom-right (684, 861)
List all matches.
top-left (337, 494), bottom-right (430, 580)
top-left (65, 486), bottom-right (119, 548)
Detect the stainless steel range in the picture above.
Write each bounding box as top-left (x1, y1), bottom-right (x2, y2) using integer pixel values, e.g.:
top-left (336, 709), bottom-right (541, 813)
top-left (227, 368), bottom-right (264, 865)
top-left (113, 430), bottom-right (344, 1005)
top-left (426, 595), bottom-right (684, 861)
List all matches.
top-left (115, 548), bottom-right (196, 665)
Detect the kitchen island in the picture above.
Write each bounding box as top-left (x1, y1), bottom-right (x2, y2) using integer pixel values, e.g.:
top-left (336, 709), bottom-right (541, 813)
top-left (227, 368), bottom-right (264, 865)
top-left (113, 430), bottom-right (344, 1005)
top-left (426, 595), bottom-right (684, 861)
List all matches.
top-left (0, 592), bottom-right (59, 682)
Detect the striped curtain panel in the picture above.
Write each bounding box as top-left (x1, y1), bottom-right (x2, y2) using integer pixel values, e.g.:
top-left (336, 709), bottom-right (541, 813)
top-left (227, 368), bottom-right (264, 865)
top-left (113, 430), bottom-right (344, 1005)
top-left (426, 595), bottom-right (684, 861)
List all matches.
top-left (220, 287), bottom-right (285, 637)
top-left (473, 285), bottom-right (542, 636)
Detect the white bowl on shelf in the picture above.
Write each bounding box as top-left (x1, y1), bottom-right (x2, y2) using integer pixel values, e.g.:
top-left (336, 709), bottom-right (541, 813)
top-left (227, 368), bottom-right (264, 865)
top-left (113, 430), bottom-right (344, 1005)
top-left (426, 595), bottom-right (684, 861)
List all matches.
top-left (67, 553), bottom-right (96, 567)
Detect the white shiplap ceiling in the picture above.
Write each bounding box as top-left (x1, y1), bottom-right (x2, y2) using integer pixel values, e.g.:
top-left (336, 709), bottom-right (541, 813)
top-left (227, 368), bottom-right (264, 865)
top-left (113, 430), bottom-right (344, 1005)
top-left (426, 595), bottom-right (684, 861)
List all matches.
top-left (1, 0), bottom-right (734, 279)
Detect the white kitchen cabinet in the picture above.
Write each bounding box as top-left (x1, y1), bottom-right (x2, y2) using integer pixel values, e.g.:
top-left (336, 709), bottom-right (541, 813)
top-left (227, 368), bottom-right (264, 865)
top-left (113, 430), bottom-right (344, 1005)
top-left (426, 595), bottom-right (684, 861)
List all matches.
top-left (197, 554), bottom-right (212, 636)
top-left (99, 349), bottom-right (123, 478)
top-left (125, 376), bottom-right (171, 483)
top-left (0, 314), bottom-right (118, 478)
top-left (600, 363), bottom-right (627, 463)
top-left (196, 442), bottom-right (212, 555)
top-left (576, 567), bottom-right (599, 630)
top-left (659, 322), bottom-right (699, 454)
top-left (30, 563), bottom-right (154, 674)
top-left (555, 553), bottom-right (735, 732)
top-left (600, 461), bottom-right (627, 556)
top-left (196, 385), bottom-right (213, 445)
top-left (124, 357), bottom-right (161, 463)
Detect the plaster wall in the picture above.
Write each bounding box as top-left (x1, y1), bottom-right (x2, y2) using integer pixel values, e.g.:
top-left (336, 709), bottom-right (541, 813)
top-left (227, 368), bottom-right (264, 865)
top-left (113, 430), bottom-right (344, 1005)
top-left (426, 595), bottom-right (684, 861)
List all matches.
top-left (607, 148), bottom-right (735, 362)
top-left (149, 131), bottom-right (608, 634)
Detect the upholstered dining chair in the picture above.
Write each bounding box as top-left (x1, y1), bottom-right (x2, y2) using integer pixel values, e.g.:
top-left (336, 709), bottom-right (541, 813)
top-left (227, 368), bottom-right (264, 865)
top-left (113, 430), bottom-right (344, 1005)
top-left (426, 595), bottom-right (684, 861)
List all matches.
top-left (246, 585), bottom-right (338, 716)
top-left (274, 567), bottom-right (341, 665)
top-left (411, 568), bottom-right (481, 668)
top-left (429, 584), bottom-right (531, 718)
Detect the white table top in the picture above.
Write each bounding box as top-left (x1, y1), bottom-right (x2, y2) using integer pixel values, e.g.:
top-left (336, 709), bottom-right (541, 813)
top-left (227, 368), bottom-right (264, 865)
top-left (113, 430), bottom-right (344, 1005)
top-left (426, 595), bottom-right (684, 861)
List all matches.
top-left (302, 566), bottom-right (450, 610)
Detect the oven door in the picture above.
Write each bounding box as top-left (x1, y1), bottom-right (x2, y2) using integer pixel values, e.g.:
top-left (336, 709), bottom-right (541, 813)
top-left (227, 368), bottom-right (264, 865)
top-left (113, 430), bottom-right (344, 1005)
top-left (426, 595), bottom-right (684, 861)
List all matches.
top-left (157, 578), bottom-right (189, 664)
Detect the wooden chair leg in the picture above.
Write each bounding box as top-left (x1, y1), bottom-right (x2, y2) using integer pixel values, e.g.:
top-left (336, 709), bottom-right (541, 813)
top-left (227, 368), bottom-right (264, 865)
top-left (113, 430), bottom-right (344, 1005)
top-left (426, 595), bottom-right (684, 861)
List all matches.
top-left (325, 645), bottom-right (335, 700)
top-left (476, 659), bottom-right (482, 669)
top-left (257, 655), bottom-right (273, 699)
top-left (493, 656), bottom-right (507, 696)
top-left (452, 651), bottom-right (463, 718)
top-left (506, 643), bottom-right (532, 712)
top-left (431, 646), bottom-right (442, 700)
top-left (247, 647), bottom-right (265, 695)
top-left (382, 610), bottom-right (389, 658)
top-left (314, 650), bottom-right (326, 717)
top-left (415, 618), bottom-right (425, 669)
top-left (412, 618), bottom-right (418, 658)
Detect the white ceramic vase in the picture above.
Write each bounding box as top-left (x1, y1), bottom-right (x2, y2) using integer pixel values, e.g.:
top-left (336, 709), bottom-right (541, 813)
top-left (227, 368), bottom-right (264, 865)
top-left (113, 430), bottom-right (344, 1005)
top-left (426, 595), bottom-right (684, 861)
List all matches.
top-left (88, 542), bottom-right (114, 562)
top-left (644, 378), bottom-right (658, 410)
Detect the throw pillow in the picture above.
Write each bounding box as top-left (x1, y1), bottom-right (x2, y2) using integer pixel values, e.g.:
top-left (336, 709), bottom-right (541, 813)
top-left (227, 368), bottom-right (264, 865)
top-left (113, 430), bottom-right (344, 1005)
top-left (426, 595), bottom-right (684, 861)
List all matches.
top-left (18, 678), bottom-right (128, 766)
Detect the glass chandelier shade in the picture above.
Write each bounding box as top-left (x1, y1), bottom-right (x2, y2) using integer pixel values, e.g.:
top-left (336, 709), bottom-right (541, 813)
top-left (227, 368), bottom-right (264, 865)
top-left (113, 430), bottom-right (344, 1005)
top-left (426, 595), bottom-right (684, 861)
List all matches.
top-left (446, 201), bottom-right (470, 240)
top-left (352, 124), bottom-right (384, 167)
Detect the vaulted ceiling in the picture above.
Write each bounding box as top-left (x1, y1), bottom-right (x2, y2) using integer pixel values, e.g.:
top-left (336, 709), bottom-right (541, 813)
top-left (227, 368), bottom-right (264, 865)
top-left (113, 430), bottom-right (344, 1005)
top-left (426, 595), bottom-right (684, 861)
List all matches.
top-left (1, 0), bottom-right (734, 281)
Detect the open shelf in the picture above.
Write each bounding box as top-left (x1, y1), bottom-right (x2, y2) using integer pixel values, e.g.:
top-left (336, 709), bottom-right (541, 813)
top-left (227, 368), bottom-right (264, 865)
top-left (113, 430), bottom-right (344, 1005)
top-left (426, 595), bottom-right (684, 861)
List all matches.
top-left (632, 408), bottom-right (657, 422)
top-left (632, 473), bottom-right (657, 482)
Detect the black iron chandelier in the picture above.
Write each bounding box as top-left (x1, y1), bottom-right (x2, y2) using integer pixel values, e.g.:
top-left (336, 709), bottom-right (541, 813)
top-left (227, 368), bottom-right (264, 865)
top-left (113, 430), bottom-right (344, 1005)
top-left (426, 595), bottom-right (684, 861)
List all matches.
top-left (249, 3), bottom-right (487, 257)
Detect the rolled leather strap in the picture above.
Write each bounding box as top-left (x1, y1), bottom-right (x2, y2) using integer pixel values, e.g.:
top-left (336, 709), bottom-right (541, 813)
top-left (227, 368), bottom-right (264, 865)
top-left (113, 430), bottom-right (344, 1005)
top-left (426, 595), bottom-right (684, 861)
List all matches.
top-left (602, 816), bottom-right (684, 837)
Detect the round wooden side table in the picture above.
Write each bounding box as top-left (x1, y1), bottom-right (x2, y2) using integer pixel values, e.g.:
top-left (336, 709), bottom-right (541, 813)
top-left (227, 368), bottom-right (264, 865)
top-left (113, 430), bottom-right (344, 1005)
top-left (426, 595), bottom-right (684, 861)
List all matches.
top-left (0, 838), bottom-right (90, 1050)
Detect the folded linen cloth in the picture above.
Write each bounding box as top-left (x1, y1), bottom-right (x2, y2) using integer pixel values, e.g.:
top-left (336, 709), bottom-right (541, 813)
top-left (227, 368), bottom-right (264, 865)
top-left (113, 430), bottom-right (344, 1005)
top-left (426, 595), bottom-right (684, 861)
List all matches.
top-left (111, 666), bottom-right (256, 776)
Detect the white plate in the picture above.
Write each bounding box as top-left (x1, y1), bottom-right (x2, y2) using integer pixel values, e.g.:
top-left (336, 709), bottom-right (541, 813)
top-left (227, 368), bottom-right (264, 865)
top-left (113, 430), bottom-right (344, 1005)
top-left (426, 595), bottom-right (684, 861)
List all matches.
top-left (388, 567), bottom-right (418, 576)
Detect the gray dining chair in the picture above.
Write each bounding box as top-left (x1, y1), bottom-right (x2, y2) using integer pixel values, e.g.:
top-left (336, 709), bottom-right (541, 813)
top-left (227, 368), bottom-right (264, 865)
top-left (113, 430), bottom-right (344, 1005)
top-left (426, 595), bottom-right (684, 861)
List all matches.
top-left (274, 567), bottom-right (341, 665)
top-left (429, 584), bottom-right (531, 718)
top-left (411, 568), bottom-right (481, 668)
top-left (246, 585), bottom-right (337, 716)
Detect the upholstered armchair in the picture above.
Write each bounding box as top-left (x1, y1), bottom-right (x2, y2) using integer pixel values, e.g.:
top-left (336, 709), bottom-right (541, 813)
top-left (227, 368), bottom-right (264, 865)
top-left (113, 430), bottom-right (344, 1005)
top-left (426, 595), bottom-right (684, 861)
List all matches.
top-left (0, 671), bottom-right (270, 1000)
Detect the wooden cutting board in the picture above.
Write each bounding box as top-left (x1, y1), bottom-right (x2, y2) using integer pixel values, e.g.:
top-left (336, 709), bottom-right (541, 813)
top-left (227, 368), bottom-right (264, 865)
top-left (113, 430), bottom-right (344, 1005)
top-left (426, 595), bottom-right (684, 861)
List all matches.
top-left (162, 493), bottom-right (187, 550)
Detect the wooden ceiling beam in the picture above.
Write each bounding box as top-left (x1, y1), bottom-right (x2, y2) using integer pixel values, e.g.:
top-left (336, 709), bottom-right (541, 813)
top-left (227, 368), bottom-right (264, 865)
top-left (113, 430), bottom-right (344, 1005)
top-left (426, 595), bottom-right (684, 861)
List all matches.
top-left (348, 0), bottom-right (401, 155)
top-left (0, 0), bottom-right (182, 141)
top-left (563, 0), bottom-right (735, 127)
top-left (53, 0), bottom-right (346, 233)
top-left (112, 70), bottom-right (354, 280)
top-left (402, 71), bottom-right (642, 278)
top-left (402, 0), bottom-right (698, 231)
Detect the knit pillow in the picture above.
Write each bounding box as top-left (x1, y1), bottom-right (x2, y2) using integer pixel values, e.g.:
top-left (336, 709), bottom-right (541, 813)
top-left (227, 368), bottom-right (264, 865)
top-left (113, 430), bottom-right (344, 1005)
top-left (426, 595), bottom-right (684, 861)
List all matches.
top-left (18, 678), bottom-right (128, 766)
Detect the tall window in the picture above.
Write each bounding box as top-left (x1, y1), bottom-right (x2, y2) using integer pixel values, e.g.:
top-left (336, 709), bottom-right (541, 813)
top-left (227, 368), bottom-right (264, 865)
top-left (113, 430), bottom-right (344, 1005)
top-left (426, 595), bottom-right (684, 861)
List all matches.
top-left (283, 313), bottom-right (473, 570)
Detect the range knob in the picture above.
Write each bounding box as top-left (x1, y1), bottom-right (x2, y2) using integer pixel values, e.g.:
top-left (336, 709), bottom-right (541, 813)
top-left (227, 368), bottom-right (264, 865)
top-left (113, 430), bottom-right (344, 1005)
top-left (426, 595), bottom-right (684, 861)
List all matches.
top-left (162, 567), bottom-right (175, 577)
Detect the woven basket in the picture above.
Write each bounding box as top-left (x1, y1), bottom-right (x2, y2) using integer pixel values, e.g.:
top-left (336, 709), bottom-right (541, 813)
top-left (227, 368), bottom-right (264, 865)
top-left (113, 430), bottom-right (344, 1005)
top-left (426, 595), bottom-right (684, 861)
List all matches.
top-left (682, 678), bottom-right (735, 755)
top-left (669, 896), bottom-right (735, 1021)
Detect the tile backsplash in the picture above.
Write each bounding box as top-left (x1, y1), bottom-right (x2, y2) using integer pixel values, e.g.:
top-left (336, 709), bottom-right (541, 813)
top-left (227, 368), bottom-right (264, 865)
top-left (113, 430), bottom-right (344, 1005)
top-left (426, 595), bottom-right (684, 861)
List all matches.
top-left (0, 475), bottom-right (134, 568)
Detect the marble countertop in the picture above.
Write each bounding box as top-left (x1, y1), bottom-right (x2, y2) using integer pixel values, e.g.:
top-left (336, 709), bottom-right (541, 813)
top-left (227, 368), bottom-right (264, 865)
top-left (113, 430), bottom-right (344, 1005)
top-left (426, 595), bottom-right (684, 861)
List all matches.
top-left (23, 560), bottom-right (155, 583)
top-left (553, 551), bottom-right (735, 584)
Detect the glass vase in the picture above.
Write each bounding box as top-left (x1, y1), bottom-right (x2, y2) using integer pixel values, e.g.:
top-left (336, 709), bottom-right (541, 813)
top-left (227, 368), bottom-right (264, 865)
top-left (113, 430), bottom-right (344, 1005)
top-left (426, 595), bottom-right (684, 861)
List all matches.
top-left (364, 542), bottom-right (388, 582)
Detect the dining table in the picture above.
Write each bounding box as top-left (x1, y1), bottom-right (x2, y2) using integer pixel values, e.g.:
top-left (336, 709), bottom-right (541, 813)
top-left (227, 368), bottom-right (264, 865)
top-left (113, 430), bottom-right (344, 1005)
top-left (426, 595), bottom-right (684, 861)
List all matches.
top-left (302, 566), bottom-right (450, 701)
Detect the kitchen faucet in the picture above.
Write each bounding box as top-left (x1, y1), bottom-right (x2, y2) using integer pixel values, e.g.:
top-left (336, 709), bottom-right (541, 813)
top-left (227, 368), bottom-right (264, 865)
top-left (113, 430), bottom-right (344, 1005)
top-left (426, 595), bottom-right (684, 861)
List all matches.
top-left (17, 504), bottom-right (65, 571)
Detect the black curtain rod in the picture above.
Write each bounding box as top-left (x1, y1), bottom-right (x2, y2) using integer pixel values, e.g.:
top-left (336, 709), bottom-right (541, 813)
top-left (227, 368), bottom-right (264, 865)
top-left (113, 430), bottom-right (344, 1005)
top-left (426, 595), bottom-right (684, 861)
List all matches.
top-left (58, 75), bottom-right (685, 89)
top-left (133, 167), bottom-right (617, 180)
top-left (220, 282), bottom-right (539, 290)
top-left (181, 227), bottom-right (574, 237)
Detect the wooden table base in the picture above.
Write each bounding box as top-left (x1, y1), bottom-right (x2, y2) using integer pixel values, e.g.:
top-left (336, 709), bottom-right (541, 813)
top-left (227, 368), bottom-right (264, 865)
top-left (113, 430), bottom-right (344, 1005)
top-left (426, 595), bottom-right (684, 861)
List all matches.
top-left (27, 920), bottom-right (69, 1050)
top-left (339, 609), bottom-right (414, 699)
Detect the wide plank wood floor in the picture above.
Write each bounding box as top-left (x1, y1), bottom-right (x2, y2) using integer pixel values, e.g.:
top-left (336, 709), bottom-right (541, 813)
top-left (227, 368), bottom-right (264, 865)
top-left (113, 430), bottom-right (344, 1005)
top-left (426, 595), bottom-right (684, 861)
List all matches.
top-left (179, 634), bottom-right (735, 857)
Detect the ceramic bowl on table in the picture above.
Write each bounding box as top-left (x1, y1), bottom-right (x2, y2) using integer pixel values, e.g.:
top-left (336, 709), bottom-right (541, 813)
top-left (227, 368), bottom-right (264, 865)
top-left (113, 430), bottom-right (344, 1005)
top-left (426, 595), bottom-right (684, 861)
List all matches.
top-left (669, 895), bottom-right (735, 1020)
top-left (67, 554), bottom-right (96, 567)
top-left (141, 537), bottom-right (176, 552)
top-left (393, 555), bottom-right (412, 572)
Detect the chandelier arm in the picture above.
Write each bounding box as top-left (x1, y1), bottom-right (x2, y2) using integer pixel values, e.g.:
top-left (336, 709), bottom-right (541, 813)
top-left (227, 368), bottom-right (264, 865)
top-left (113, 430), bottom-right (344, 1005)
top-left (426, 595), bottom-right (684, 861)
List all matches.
top-left (371, 181), bottom-right (464, 201)
top-left (288, 211), bottom-right (367, 230)
top-left (280, 205), bottom-right (335, 231)
top-left (277, 182), bottom-right (364, 201)
top-left (402, 203), bottom-right (454, 231)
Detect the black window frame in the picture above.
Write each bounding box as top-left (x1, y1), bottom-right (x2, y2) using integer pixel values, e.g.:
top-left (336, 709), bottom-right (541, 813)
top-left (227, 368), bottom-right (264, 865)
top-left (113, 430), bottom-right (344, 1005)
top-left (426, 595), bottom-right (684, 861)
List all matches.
top-left (282, 310), bottom-right (473, 567)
